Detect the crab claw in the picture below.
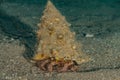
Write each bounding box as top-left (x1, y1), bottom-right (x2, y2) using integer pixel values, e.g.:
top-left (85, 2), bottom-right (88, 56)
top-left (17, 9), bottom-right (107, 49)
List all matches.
top-left (47, 61), bottom-right (58, 72)
top-left (36, 58), bottom-right (50, 71)
top-left (58, 61), bottom-right (74, 72)
top-left (70, 65), bottom-right (78, 71)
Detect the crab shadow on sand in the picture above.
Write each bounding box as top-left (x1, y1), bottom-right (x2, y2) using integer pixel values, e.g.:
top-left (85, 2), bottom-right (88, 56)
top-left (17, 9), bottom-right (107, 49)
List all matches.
top-left (0, 9), bottom-right (37, 60)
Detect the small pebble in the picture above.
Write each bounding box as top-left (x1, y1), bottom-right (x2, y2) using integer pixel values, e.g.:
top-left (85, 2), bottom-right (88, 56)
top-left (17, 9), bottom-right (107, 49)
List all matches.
top-left (2, 73), bottom-right (6, 76)
top-left (85, 34), bottom-right (94, 37)
top-left (5, 76), bottom-right (12, 79)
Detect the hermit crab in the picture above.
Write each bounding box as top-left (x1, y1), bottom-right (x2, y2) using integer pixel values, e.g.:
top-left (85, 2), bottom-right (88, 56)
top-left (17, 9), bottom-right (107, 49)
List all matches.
top-left (31, 0), bottom-right (89, 72)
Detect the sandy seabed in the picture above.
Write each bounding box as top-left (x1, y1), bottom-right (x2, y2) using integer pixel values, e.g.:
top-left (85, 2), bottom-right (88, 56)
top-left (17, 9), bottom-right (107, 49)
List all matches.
top-left (0, 0), bottom-right (120, 80)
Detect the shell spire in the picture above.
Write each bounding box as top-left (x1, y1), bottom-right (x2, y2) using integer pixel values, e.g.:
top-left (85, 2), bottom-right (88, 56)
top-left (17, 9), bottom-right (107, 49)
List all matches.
top-left (38, 0), bottom-right (70, 28)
